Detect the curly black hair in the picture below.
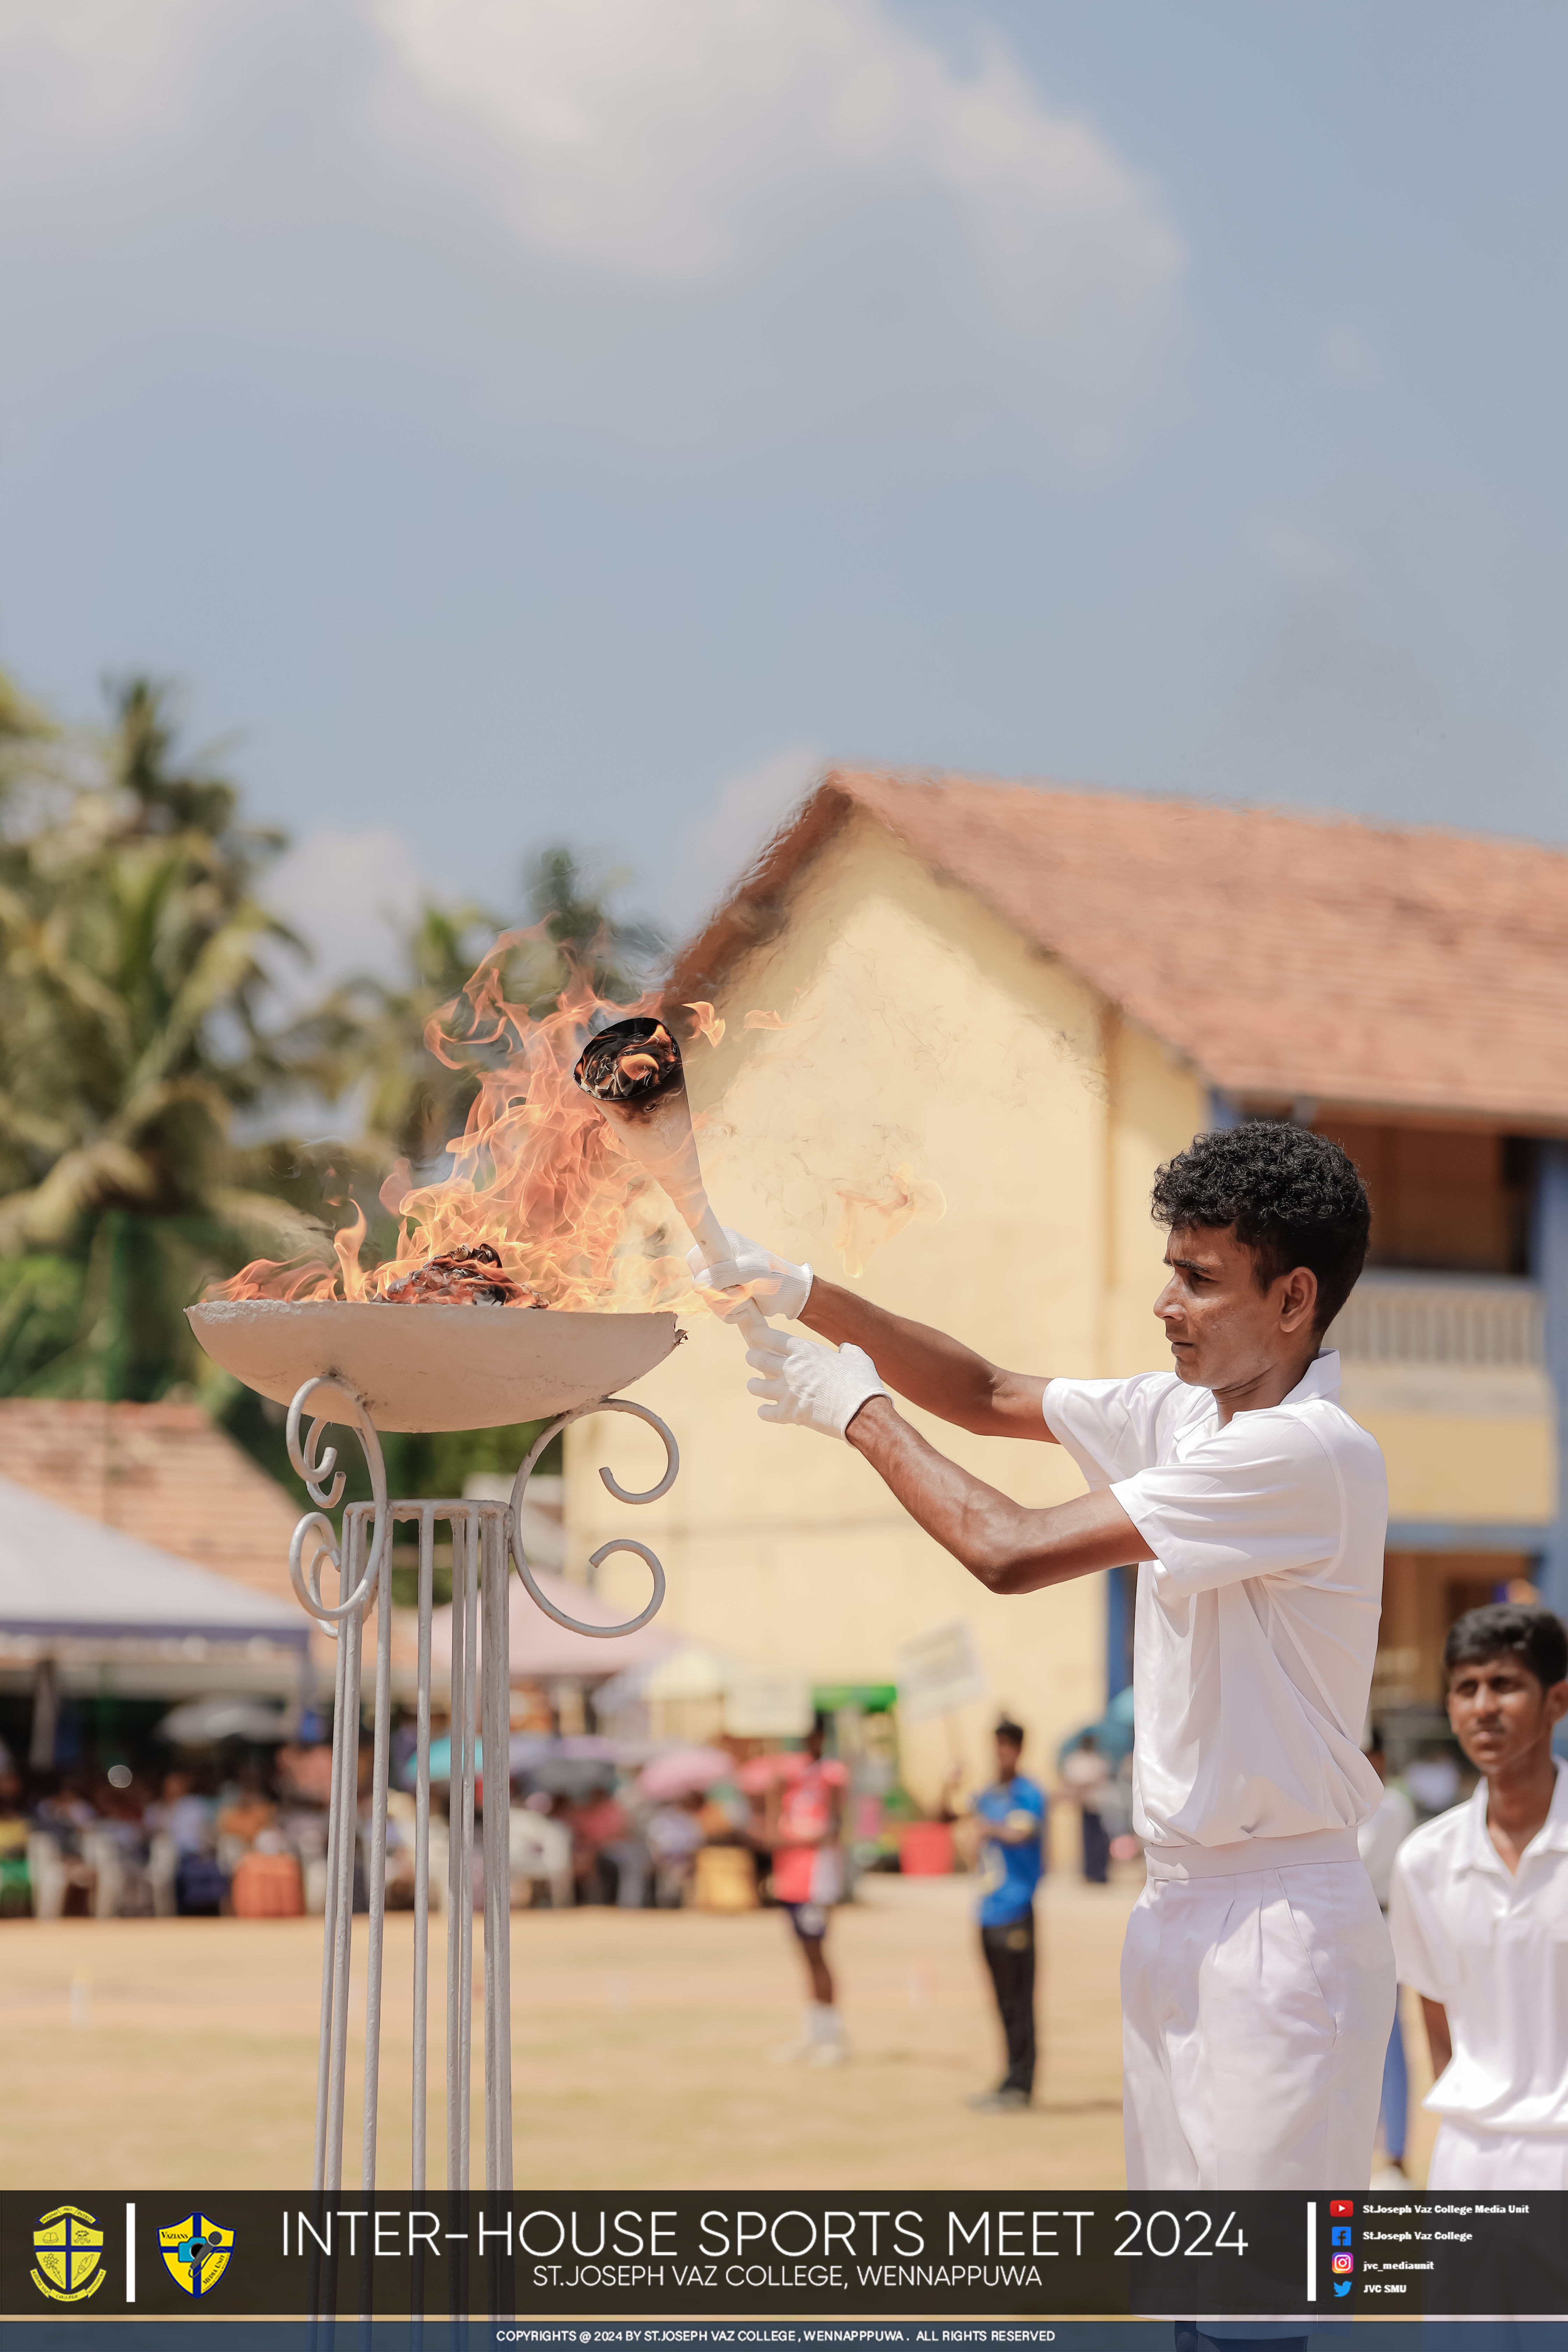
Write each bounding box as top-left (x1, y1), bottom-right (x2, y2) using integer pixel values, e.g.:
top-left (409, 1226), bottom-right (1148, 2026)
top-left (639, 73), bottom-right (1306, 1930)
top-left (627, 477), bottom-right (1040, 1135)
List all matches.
top-left (1150, 1122), bottom-right (1370, 1333)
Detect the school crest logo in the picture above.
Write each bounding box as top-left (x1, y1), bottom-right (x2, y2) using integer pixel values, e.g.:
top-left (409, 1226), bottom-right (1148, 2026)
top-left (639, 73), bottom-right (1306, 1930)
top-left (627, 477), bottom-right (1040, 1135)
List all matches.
top-left (160, 2214), bottom-right (234, 2296)
top-left (30, 2206), bottom-right (105, 2302)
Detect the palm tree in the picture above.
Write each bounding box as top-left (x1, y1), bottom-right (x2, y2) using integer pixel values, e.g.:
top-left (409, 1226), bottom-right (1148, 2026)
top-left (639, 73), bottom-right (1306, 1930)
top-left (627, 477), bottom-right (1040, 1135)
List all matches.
top-left (341, 843), bottom-right (666, 1178)
top-left (0, 676), bottom-right (336, 1399)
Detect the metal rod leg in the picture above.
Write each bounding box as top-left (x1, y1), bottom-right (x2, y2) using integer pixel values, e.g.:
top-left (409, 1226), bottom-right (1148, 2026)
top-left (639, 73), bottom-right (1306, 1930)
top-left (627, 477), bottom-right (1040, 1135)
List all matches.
top-left (482, 1510), bottom-right (499, 2192)
top-left (325, 1515), bottom-right (365, 2192)
top-left (458, 1514), bottom-right (478, 2189)
top-left (445, 1514), bottom-right (467, 2191)
top-left (412, 1507), bottom-right (433, 2194)
top-left (361, 1509), bottom-right (393, 2189)
top-left (482, 1507), bottom-right (513, 2189)
top-left (312, 1599), bottom-right (352, 2191)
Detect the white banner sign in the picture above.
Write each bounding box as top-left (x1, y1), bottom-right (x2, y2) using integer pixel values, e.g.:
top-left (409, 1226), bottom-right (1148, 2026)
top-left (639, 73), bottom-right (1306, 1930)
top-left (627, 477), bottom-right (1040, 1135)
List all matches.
top-left (723, 1670), bottom-right (814, 1740)
top-left (894, 1619), bottom-right (989, 1724)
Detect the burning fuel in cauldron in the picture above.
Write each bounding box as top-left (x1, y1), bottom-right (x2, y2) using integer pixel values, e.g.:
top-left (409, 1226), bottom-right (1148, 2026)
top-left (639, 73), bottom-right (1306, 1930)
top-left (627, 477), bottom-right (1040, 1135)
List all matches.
top-left (375, 1242), bottom-right (546, 1309)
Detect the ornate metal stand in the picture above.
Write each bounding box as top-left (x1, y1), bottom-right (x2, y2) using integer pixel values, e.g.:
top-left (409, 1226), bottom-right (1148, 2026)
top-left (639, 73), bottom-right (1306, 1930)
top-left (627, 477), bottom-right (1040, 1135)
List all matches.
top-left (285, 1378), bottom-right (678, 2192)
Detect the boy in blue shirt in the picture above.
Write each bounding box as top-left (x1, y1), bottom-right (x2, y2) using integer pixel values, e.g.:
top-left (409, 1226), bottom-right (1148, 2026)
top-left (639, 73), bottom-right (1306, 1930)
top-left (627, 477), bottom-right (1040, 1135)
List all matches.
top-left (967, 1718), bottom-right (1046, 2111)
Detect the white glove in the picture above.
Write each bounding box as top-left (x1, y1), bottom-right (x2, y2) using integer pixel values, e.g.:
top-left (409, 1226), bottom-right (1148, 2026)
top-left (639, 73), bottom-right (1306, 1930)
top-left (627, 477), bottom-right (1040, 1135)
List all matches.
top-left (744, 1325), bottom-right (888, 1440)
top-left (687, 1227), bottom-right (813, 1322)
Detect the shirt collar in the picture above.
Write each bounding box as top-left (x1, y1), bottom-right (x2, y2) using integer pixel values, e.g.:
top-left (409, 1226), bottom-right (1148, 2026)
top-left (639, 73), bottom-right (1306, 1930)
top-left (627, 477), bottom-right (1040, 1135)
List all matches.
top-left (1456, 1759), bottom-right (1568, 1874)
top-left (1286, 1351), bottom-right (1341, 1406)
top-left (1182, 1350), bottom-right (1338, 1434)
top-left (1456, 1774), bottom-right (1506, 1877)
top-left (1533, 1759), bottom-right (1568, 1854)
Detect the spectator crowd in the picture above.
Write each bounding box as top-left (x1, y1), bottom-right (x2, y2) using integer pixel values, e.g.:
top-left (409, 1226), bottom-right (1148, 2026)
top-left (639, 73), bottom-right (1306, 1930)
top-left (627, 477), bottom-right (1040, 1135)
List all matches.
top-left (5, 1596), bottom-right (1564, 2186)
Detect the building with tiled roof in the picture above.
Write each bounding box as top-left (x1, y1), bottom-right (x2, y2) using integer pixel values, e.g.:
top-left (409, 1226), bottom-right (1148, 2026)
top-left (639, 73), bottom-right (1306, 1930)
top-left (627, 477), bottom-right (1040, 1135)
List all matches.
top-left (566, 769), bottom-right (1568, 1797)
top-left (0, 1401), bottom-right (328, 1718)
top-left (0, 1400), bottom-right (304, 1608)
top-left (671, 772), bottom-right (1568, 1128)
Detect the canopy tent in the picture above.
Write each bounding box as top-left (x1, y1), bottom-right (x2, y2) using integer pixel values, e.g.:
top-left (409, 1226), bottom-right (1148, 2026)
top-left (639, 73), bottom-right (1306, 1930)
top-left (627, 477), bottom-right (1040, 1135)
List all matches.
top-left (0, 1473), bottom-right (309, 1649)
top-left (429, 1561), bottom-right (677, 1683)
top-left (603, 1643), bottom-right (747, 1707)
top-left (156, 1696), bottom-right (297, 1745)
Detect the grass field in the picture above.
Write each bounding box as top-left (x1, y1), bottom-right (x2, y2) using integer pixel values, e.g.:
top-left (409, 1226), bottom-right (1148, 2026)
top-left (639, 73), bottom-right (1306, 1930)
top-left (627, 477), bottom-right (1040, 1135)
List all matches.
top-left (0, 1870), bottom-right (1436, 2188)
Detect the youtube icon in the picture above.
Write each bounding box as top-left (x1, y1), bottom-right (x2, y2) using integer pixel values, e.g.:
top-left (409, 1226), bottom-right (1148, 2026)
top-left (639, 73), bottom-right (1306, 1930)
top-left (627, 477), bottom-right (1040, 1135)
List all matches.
top-left (1330, 2199), bottom-right (1354, 2217)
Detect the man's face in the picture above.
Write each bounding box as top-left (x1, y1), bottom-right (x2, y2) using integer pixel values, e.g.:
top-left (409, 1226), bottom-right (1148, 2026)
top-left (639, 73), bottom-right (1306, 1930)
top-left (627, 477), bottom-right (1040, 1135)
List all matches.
top-left (1154, 1223), bottom-right (1318, 1394)
top-left (1447, 1652), bottom-right (1568, 1775)
top-left (995, 1735), bottom-right (1022, 1780)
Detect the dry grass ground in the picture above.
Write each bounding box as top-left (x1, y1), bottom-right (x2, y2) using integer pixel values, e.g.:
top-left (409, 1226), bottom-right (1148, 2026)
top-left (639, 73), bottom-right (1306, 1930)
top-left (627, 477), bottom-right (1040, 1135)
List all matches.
top-left (1, 1874), bottom-right (1133, 2189)
top-left (0, 1870), bottom-right (1435, 2189)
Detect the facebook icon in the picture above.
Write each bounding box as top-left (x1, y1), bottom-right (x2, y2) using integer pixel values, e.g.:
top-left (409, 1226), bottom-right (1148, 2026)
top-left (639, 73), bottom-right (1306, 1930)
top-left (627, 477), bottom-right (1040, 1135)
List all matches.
top-left (1332, 2226), bottom-right (1353, 2247)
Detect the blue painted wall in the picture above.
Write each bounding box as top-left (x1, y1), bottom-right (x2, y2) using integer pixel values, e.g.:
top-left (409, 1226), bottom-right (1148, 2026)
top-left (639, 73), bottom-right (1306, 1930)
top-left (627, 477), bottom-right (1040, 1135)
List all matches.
top-left (1532, 1141), bottom-right (1568, 1623)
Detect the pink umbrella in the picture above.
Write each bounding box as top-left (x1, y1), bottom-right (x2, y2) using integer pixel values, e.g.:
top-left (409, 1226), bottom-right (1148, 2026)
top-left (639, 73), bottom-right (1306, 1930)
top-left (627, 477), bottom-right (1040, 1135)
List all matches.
top-left (734, 1752), bottom-right (807, 1796)
top-left (430, 1564), bottom-right (677, 1682)
top-left (637, 1747), bottom-right (733, 1802)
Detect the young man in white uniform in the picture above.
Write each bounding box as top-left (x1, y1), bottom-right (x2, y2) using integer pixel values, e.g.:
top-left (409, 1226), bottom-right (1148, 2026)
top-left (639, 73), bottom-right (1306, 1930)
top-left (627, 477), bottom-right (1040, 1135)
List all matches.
top-left (695, 1121), bottom-right (1395, 2189)
top-left (1390, 1602), bottom-right (1568, 2189)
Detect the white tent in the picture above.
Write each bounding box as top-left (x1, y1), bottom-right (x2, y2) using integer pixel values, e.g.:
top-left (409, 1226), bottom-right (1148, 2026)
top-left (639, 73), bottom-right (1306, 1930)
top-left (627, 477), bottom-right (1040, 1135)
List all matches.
top-left (429, 1561), bottom-right (676, 1683)
top-left (0, 1473), bottom-right (309, 1650)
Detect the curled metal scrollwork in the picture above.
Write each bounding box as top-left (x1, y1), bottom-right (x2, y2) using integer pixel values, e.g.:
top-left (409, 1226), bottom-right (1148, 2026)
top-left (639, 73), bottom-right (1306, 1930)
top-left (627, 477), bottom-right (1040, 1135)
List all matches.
top-left (286, 1375), bottom-right (390, 1627)
top-left (508, 1397), bottom-right (677, 1639)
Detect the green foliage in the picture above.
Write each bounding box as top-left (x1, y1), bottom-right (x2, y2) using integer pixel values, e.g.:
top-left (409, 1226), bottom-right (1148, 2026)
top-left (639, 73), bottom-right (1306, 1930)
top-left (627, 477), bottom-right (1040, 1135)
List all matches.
top-left (0, 661), bottom-right (666, 1514)
top-left (0, 671), bottom-right (336, 1399)
top-left (336, 843), bottom-right (666, 1176)
top-left (0, 1255), bottom-right (85, 1393)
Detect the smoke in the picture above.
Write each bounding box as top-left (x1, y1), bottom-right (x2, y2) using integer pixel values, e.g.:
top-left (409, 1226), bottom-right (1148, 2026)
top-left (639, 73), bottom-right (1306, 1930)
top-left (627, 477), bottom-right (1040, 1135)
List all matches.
top-left (688, 942), bottom-right (950, 1286)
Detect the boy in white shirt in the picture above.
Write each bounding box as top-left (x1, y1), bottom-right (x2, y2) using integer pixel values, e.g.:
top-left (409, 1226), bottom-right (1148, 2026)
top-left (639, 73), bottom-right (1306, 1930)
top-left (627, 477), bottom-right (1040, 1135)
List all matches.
top-left (1390, 1602), bottom-right (1568, 2189)
top-left (696, 1121), bottom-right (1395, 2190)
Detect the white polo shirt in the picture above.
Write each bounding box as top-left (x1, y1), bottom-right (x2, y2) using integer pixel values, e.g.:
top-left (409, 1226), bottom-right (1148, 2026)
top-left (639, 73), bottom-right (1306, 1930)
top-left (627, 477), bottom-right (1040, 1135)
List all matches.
top-left (1043, 1352), bottom-right (1386, 1850)
top-left (1390, 1763), bottom-right (1568, 2135)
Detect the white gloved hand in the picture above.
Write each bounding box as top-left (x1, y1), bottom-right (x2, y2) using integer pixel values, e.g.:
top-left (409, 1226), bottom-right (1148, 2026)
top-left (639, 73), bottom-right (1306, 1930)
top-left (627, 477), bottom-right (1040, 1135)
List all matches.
top-left (687, 1227), bottom-right (813, 1322)
top-left (744, 1324), bottom-right (888, 1440)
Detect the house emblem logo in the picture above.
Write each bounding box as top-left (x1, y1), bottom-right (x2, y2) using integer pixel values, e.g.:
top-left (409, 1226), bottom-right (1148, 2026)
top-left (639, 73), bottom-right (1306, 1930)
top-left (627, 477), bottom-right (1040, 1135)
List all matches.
top-left (30, 2206), bottom-right (105, 2302)
top-left (159, 2214), bottom-right (234, 2295)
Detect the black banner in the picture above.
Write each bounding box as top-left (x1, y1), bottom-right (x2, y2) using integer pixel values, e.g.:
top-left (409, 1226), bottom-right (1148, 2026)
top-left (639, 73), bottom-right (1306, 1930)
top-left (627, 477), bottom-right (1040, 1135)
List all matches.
top-left (3, 2192), bottom-right (1567, 2320)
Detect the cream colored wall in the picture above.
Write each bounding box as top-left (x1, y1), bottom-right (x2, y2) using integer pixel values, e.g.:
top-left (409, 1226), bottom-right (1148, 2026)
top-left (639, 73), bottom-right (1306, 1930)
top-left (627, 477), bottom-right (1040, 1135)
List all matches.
top-left (1339, 1400), bottom-right (1556, 1525)
top-left (566, 814), bottom-right (1206, 1805)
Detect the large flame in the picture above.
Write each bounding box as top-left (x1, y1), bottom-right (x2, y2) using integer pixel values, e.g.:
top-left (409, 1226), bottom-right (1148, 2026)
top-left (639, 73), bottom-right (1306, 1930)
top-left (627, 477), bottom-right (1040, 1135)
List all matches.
top-left (214, 936), bottom-right (701, 1310)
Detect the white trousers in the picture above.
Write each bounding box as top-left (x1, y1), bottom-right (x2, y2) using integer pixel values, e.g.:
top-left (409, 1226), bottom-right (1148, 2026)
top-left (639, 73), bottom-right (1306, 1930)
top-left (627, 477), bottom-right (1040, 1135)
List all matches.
top-left (1121, 1836), bottom-right (1395, 2190)
top-left (1428, 2116), bottom-right (1568, 2189)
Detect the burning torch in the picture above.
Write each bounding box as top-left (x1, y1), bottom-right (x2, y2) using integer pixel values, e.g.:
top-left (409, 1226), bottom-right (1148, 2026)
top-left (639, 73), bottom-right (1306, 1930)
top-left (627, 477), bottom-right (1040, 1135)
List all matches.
top-left (573, 1015), bottom-right (769, 1341)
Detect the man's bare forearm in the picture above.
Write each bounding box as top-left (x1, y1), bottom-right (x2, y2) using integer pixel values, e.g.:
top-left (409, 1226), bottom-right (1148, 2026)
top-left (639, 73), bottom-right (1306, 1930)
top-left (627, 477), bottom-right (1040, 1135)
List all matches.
top-left (845, 1394), bottom-right (1141, 1591)
top-left (1421, 1996), bottom-right (1452, 2079)
top-left (801, 1276), bottom-right (1052, 1439)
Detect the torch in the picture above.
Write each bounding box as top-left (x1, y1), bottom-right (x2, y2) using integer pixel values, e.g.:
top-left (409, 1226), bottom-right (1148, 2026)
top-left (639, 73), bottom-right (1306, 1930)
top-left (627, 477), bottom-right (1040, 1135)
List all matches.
top-left (573, 1016), bottom-right (769, 1341)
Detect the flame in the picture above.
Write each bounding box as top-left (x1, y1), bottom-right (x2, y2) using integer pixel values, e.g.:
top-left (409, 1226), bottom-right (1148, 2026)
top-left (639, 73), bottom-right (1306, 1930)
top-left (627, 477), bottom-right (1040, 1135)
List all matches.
top-left (831, 1161), bottom-right (946, 1280)
top-left (211, 930), bottom-right (937, 1311)
top-left (682, 1001), bottom-right (725, 1048)
top-left (213, 932), bottom-right (693, 1311)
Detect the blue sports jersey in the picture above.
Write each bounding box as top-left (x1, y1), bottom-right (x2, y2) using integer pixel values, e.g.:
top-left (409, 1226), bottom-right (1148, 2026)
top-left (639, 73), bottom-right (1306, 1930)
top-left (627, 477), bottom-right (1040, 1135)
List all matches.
top-left (973, 1774), bottom-right (1046, 1926)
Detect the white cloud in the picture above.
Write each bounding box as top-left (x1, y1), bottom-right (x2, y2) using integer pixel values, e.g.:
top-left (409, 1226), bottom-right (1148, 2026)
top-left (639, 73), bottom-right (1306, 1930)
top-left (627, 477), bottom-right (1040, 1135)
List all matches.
top-left (664, 738), bottom-right (825, 937)
top-left (265, 820), bottom-right (447, 1003)
top-left (0, 0), bottom-right (1184, 451)
top-left (0, 0), bottom-right (201, 117)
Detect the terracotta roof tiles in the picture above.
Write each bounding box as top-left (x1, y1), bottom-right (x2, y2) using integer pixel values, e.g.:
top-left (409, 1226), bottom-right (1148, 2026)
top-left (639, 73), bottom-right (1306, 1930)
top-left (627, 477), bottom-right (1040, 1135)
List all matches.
top-left (669, 771), bottom-right (1568, 1127)
top-left (0, 1400), bottom-right (306, 1616)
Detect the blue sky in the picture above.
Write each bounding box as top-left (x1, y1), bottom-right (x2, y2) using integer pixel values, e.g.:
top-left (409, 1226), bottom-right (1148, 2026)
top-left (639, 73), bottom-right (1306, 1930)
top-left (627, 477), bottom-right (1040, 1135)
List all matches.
top-left (1, 1), bottom-right (1563, 979)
